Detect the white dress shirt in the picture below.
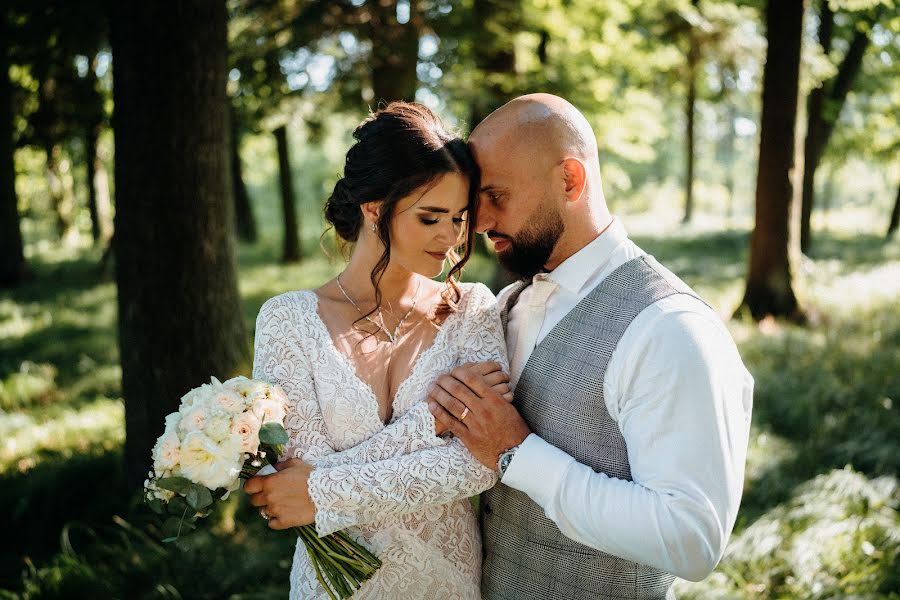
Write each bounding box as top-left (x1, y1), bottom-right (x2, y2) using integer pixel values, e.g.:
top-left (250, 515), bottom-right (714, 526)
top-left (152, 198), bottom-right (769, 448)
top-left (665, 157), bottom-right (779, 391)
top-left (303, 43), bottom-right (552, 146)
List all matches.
top-left (498, 217), bottom-right (754, 582)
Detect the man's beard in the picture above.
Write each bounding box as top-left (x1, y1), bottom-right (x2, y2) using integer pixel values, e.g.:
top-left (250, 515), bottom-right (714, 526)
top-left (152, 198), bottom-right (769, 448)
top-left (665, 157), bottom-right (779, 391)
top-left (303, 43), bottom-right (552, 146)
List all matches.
top-left (492, 202), bottom-right (565, 280)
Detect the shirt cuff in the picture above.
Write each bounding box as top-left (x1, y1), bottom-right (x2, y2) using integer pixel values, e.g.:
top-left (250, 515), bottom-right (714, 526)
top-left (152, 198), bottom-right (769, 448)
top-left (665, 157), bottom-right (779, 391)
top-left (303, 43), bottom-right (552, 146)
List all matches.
top-left (500, 433), bottom-right (575, 509)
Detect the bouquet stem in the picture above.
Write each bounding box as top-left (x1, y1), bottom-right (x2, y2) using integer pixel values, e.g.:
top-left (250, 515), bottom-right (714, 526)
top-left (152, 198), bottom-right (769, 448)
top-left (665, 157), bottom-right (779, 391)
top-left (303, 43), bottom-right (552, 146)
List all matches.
top-left (244, 448), bottom-right (381, 599)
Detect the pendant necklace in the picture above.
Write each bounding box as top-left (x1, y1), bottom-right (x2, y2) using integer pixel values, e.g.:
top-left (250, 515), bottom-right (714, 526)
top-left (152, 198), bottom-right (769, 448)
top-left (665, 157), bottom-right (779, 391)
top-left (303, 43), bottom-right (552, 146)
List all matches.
top-left (336, 275), bottom-right (421, 344)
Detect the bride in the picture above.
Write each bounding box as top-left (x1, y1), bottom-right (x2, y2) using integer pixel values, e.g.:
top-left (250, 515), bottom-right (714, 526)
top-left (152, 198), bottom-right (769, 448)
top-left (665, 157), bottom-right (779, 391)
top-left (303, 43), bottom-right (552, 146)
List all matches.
top-left (244, 102), bottom-right (510, 599)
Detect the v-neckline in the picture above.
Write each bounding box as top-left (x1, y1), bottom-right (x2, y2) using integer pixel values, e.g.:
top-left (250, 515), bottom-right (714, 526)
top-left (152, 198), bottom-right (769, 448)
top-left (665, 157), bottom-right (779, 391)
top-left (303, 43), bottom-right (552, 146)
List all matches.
top-left (302, 289), bottom-right (462, 426)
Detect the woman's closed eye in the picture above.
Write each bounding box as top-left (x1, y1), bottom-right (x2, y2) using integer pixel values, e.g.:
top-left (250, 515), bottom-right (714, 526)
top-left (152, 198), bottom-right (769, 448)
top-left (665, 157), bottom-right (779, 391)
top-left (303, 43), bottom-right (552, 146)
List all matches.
top-left (420, 216), bottom-right (467, 226)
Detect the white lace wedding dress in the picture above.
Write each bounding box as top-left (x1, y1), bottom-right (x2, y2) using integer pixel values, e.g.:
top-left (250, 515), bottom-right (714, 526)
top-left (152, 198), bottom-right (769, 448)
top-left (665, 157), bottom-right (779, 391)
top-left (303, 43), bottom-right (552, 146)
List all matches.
top-left (252, 282), bottom-right (508, 599)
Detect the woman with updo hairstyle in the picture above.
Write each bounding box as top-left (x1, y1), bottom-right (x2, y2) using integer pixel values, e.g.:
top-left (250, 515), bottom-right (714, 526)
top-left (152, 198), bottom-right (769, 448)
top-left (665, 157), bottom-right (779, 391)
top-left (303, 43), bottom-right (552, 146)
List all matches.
top-left (248, 102), bottom-right (511, 599)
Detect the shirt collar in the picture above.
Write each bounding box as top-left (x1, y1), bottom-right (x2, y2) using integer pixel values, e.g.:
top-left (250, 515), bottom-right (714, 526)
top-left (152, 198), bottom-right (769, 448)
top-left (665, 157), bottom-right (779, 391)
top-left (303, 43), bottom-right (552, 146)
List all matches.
top-left (536, 217), bottom-right (628, 294)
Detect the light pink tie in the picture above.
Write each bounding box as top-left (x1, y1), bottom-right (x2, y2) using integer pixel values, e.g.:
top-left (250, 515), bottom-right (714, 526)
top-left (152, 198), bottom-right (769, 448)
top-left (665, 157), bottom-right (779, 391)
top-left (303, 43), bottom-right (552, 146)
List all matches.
top-left (509, 275), bottom-right (558, 388)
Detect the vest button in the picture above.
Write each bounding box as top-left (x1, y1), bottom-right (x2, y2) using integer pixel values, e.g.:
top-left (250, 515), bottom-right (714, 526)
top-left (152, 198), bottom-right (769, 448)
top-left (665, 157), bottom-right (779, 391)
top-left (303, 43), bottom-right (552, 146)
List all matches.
top-left (483, 503), bottom-right (492, 515)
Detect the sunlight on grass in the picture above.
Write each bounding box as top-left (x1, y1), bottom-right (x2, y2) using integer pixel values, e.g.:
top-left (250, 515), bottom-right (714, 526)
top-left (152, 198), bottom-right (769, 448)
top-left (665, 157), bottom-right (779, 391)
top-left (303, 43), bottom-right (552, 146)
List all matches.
top-left (676, 469), bottom-right (899, 599)
top-left (0, 398), bottom-right (124, 475)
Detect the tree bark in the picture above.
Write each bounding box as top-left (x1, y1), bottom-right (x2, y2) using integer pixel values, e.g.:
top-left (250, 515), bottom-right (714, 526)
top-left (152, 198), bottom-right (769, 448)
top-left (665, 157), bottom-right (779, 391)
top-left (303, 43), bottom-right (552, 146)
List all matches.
top-left (231, 110), bottom-right (256, 243)
top-left (735, 0), bottom-right (805, 323)
top-left (888, 179), bottom-right (900, 238)
top-left (45, 143), bottom-right (78, 244)
top-left (682, 0), bottom-right (700, 224)
top-left (0, 6), bottom-right (28, 287)
top-left (800, 4), bottom-right (872, 253)
top-left (469, 0), bottom-right (518, 129)
top-left (85, 123), bottom-right (102, 244)
top-left (111, 0), bottom-right (247, 490)
top-left (274, 124), bottom-right (301, 262)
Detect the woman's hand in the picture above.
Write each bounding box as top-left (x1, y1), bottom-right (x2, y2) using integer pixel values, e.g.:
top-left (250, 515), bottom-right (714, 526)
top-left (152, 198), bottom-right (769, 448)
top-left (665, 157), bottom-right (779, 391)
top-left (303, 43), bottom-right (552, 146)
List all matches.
top-left (433, 361), bottom-right (511, 436)
top-left (244, 459), bottom-right (317, 530)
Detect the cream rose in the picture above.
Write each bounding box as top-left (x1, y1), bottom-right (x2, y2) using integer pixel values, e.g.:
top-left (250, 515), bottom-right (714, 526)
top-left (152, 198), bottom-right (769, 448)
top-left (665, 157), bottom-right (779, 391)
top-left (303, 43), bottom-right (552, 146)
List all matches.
top-left (152, 430), bottom-right (181, 473)
top-left (211, 388), bottom-right (246, 413)
top-left (178, 431), bottom-right (243, 490)
top-left (252, 397), bottom-right (287, 425)
top-left (180, 405), bottom-right (211, 434)
top-left (231, 411), bottom-right (262, 454)
top-left (203, 413), bottom-right (232, 442)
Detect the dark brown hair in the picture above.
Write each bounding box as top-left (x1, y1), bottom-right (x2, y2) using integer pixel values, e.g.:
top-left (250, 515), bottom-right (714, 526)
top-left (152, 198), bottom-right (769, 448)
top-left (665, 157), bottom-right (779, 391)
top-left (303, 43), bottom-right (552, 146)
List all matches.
top-left (324, 101), bottom-right (480, 324)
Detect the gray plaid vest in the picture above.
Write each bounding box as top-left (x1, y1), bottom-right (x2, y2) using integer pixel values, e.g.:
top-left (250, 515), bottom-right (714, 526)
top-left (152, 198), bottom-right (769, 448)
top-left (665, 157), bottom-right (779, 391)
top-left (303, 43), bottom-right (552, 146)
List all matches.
top-left (481, 255), bottom-right (705, 600)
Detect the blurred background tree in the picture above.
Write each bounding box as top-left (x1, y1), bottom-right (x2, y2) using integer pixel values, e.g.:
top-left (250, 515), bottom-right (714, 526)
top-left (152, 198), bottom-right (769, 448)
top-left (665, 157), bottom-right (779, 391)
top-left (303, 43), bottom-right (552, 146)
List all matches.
top-left (1, 0), bottom-right (898, 598)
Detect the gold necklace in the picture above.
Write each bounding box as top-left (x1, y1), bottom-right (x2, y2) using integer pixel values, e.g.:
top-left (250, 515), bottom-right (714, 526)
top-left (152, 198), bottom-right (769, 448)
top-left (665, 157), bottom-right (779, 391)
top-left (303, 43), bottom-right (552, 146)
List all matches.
top-left (336, 275), bottom-right (421, 344)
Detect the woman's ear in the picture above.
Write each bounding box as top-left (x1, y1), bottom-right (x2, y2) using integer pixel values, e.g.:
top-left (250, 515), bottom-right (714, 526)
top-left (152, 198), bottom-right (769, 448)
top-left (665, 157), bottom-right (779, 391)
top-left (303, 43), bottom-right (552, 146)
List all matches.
top-left (360, 200), bottom-right (381, 228)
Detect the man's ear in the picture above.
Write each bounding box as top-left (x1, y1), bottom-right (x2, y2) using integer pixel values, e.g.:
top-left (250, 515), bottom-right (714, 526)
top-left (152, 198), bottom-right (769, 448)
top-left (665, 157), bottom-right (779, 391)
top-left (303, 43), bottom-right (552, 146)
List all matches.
top-left (360, 200), bottom-right (381, 227)
top-left (561, 158), bottom-right (587, 203)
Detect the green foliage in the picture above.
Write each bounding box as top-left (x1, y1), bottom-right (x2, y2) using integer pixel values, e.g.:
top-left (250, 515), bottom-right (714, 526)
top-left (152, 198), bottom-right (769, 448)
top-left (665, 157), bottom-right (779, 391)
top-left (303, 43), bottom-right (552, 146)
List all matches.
top-left (258, 422), bottom-right (289, 446)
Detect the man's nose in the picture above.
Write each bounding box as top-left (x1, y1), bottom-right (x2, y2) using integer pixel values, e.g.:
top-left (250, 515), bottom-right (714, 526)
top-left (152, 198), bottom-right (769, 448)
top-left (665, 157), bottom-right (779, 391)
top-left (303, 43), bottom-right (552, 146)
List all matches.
top-left (474, 204), bottom-right (494, 234)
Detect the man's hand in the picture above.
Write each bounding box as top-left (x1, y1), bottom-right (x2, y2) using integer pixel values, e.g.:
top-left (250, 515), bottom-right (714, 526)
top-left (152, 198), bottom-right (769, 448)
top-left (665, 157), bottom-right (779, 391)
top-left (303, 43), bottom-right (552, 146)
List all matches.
top-left (428, 363), bottom-right (530, 469)
top-left (243, 459), bottom-right (316, 529)
top-left (433, 362), bottom-right (513, 436)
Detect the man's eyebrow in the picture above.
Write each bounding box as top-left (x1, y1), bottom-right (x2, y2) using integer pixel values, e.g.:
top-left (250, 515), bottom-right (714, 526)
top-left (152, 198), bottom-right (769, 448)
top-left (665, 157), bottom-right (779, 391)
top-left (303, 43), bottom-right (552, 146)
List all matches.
top-left (479, 185), bottom-right (505, 194)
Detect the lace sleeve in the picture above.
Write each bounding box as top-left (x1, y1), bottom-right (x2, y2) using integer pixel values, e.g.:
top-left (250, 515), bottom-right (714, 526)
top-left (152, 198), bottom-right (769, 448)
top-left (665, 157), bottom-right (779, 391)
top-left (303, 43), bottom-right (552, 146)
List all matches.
top-left (252, 295), bottom-right (336, 462)
top-left (306, 284), bottom-right (508, 537)
top-left (454, 283), bottom-right (510, 372)
top-left (308, 403), bottom-right (441, 468)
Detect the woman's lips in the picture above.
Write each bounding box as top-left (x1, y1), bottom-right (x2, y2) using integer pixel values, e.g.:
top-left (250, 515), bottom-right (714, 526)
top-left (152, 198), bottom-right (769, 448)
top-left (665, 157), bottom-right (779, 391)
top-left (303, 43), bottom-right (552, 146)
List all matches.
top-left (427, 251), bottom-right (448, 260)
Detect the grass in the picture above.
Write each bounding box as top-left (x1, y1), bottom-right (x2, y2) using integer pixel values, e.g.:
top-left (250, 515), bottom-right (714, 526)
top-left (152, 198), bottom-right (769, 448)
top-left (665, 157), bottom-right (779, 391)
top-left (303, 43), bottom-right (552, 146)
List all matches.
top-left (1, 209), bottom-right (898, 598)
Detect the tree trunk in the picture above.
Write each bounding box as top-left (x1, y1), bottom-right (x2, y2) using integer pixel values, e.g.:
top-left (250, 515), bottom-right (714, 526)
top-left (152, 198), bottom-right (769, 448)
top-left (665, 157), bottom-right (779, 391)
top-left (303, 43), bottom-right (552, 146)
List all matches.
top-left (111, 0), bottom-right (247, 491)
top-left (85, 123), bottom-right (102, 244)
top-left (800, 3), bottom-right (873, 253)
top-left (735, 0), bottom-right (805, 323)
top-left (682, 0), bottom-right (700, 224)
top-left (231, 111), bottom-right (256, 243)
top-left (0, 7), bottom-right (28, 287)
top-left (369, 0), bottom-right (419, 104)
top-left (274, 124), bottom-right (301, 262)
top-left (470, 0), bottom-right (519, 129)
top-left (888, 179), bottom-right (900, 238)
top-left (46, 143), bottom-right (78, 244)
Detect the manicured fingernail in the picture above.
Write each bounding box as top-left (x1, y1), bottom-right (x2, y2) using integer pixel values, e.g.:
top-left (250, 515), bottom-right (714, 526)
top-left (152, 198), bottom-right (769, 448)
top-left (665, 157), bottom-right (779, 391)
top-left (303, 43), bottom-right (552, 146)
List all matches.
top-left (428, 401), bottom-right (438, 411)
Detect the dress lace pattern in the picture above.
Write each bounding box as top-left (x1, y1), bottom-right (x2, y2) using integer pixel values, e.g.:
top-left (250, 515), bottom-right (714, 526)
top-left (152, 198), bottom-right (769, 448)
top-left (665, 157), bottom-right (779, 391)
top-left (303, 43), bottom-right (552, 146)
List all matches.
top-left (252, 282), bottom-right (508, 599)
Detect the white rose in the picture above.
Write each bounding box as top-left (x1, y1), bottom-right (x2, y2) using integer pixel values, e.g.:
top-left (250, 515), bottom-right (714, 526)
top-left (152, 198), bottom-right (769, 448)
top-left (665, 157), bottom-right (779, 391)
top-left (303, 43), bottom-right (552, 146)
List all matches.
top-left (180, 405), bottom-right (210, 433)
top-left (252, 396), bottom-right (287, 425)
top-left (231, 411), bottom-right (262, 454)
top-left (178, 431), bottom-right (243, 490)
top-left (204, 413), bottom-right (232, 442)
top-left (152, 431), bottom-right (181, 472)
top-left (269, 384), bottom-right (288, 405)
top-left (211, 388), bottom-right (246, 413)
top-left (228, 377), bottom-right (270, 401)
top-left (179, 384), bottom-right (211, 411)
top-left (164, 412), bottom-right (182, 434)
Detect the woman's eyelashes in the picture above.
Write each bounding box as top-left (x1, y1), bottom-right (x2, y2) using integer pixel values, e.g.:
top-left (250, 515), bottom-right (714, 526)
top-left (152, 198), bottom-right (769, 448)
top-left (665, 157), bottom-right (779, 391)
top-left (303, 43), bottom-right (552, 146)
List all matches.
top-left (419, 216), bottom-right (467, 226)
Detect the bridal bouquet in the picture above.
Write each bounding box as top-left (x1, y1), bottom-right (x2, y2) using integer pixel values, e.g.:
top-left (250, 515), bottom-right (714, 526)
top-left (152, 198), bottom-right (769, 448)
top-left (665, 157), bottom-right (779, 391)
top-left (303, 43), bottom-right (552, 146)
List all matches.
top-left (143, 375), bottom-right (381, 599)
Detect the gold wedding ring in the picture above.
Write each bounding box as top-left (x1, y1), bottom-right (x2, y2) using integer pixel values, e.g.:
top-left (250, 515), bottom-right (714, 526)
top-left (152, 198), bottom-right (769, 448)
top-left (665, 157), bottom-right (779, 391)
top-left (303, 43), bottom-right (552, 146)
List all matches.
top-left (460, 406), bottom-right (470, 421)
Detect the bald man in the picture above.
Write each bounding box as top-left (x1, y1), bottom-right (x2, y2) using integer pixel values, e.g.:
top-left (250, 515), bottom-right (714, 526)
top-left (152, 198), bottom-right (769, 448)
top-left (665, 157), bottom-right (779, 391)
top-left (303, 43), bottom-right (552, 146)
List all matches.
top-left (428, 94), bottom-right (753, 599)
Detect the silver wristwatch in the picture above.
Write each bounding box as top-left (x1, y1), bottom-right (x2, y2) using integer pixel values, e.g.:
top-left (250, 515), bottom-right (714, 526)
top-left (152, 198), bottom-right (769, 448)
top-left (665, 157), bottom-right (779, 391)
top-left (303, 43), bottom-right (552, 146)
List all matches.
top-left (497, 444), bottom-right (521, 478)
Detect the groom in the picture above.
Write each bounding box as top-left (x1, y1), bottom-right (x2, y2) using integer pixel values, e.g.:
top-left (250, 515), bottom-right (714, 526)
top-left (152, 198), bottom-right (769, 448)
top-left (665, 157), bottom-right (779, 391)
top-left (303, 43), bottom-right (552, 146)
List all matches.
top-left (427, 93), bottom-right (753, 599)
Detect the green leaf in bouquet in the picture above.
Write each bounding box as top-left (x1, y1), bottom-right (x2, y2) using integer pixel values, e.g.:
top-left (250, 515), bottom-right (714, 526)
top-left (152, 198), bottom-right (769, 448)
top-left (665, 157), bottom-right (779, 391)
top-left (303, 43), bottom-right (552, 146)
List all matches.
top-left (259, 422), bottom-right (288, 445)
top-left (166, 496), bottom-right (190, 516)
top-left (146, 497), bottom-right (164, 515)
top-left (161, 516), bottom-right (183, 539)
top-left (156, 476), bottom-right (193, 495)
top-left (186, 484), bottom-right (213, 511)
